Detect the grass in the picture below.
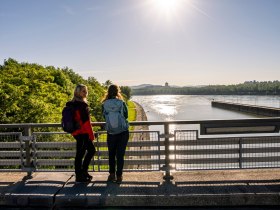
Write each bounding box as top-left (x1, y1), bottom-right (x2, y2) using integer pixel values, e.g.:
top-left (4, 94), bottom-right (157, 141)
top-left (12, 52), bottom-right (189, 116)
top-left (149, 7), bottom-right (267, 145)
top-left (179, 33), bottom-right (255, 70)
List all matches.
top-left (127, 100), bottom-right (137, 122)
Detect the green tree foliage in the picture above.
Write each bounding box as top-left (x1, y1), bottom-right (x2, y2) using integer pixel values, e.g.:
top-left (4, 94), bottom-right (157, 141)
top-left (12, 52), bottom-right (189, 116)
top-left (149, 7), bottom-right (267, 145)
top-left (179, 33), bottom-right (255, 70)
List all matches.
top-left (120, 86), bottom-right (132, 100)
top-left (103, 80), bottom-right (113, 88)
top-left (0, 58), bottom-right (105, 124)
top-left (132, 81), bottom-right (280, 96)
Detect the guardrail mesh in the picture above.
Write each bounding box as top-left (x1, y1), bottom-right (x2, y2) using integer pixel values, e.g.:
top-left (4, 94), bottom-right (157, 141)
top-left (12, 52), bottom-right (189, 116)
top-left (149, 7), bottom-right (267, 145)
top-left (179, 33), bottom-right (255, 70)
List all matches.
top-left (242, 136), bottom-right (280, 168)
top-left (174, 130), bottom-right (280, 170)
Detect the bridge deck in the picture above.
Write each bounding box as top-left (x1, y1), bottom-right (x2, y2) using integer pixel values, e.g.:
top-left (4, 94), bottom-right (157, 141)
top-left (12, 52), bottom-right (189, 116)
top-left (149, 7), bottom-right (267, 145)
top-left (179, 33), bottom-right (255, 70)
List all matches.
top-left (1, 169), bottom-right (280, 209)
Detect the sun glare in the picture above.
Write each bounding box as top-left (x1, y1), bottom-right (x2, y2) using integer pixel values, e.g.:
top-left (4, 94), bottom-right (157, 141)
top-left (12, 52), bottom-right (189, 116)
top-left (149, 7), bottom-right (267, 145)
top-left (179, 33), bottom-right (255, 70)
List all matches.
top-left (151, 0), bottom-right (182, 17)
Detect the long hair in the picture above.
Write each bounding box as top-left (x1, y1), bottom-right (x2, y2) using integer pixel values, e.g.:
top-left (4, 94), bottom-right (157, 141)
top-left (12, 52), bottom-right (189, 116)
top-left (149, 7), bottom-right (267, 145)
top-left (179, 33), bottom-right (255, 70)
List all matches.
top-left (102, 84), bottom-right (123, 102)
top-left (72, 84), bottom-right (88, 103)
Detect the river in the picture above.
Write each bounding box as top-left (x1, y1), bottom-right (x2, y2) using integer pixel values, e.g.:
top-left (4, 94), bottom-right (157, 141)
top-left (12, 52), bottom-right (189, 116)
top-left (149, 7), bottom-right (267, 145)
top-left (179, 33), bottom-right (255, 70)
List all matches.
top-left (132, 95), bottom-right (280, 132)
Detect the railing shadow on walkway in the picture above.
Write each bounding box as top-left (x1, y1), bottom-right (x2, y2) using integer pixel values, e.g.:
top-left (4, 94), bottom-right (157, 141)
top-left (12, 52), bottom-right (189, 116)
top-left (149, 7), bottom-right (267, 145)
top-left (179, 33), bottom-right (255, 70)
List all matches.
top-left (1, 170), bottom-right (280, 208)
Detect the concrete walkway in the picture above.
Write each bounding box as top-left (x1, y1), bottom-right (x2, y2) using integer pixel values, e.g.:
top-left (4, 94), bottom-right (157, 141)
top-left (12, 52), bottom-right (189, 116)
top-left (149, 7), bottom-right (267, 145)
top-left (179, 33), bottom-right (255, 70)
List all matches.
top-left (1, 169), bottom-right (280, 209)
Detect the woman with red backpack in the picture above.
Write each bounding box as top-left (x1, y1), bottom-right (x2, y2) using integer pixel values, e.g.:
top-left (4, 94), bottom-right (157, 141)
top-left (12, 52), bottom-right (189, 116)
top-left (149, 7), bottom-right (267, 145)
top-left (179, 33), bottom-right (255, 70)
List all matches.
top-left (66, 84), bottom-right (95, 183)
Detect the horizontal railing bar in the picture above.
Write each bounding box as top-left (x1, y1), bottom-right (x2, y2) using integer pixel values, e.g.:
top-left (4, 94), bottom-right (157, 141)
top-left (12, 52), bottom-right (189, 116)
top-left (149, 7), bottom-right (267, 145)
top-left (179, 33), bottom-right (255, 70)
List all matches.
top-left (36, 159), bottom-right (74, 166)
top-left (97, 141), bottom-right (162, 147)
top-left (34, 141), bottom-right (162, 148)
top-left (174, 149), bottom-right (240, 155)
top-left (97, 150), bottom-right (160, 156)
top-left (1, 117), bottom-right (280, 128)
top-left (243, 147), bottom-right (280, 153)
top-left (243, 156), bottom-right (280, 162)
top-left (34, 142), bottom-right (76, 148)
top-left (0, 160), bottom-right (22, 165)
top-left (0, 132), bottom-right (22, 136)
top-left (35, 151), bottom-right (160, 157)
top-left (33, 130), bottom-right (159, 135)
top-left (0, 142), bottom-right (22, 149)
top-left (172, 156), bottom-right (280, 164)
top-left (36, 159), bottom-right (163, 166)
top-left (34, 151), bottom-right (76, 157)
top-left (0, 169), bottom-right (23, 172)
top-left (171, 158), bottom-right (240, 164)
top-left (93, 159), bottom-right (164, 165)
top-left (241, 138), bottom-right (280, 144)
top-left (174, 137), bottom-right (280, 146)
top-left (173, 147), bottom-right (280, 155)
top-left (174, 139), bottom-right (240, 146)
top-left (0, 151), bottom-right (22, 157)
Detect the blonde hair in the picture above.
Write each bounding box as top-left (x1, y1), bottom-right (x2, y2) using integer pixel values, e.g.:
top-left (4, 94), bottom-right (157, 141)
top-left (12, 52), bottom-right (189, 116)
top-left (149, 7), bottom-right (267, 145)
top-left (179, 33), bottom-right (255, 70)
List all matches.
top-left (72, 84), bottom-right (88, 102)
top-left (102, 84), bottom-right (123, 102)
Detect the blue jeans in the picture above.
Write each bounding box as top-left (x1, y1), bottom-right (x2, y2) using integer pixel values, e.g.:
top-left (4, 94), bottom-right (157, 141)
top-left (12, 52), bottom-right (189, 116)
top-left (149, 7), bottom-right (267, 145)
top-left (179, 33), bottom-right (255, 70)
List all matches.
top-left (74, 134), bottom-right (95, 176)
top-left (107, 130), bottom-right (129, 176)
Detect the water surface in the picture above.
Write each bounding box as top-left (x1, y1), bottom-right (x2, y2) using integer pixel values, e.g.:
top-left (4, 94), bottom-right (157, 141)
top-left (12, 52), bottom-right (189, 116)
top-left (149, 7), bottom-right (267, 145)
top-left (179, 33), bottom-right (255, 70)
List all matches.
top-left (132, 95), bottom-right (280, 132)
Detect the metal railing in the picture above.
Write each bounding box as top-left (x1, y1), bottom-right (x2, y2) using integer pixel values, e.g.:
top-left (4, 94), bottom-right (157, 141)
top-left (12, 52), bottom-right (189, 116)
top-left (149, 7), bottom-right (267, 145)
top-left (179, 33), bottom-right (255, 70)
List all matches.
top-left (1, 118), bottom-right (280, 180)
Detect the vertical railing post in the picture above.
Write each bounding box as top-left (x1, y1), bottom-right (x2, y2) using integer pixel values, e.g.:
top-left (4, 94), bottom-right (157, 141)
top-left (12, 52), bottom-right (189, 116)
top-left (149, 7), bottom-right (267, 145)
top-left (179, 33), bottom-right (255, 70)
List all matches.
top-left (163, 122), bottom-right (174, 182)
top-left (239, 138), bottom-right (243, 169)
top-left (96, 133), bottom-right (100, 172)
top-left (23, 125), bottom-right (33, 177)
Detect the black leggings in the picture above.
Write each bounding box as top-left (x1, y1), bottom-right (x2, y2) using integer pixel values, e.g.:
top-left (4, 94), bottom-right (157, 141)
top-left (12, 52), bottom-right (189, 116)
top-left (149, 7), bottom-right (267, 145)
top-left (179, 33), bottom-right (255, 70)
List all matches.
top-left (107, 131), bottom-right (129, 176)
top-left (74, 134), bottom-right (95, 175)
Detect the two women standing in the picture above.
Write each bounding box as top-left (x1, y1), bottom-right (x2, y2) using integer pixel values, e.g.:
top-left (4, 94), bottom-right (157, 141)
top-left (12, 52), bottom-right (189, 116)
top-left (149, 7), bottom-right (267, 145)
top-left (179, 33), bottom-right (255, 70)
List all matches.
top-left (69, 84), bottom-right (129, 184)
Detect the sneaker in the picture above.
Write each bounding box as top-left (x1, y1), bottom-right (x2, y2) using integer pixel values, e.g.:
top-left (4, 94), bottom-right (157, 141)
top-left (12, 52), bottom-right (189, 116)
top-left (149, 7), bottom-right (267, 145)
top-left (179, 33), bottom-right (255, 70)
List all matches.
top-left (75, 175), bottom-right (90, 183)
top-left (116, 175), bottom-right (123, 184)
top-left (83, 170), bottom-right (93, 180)
top-left (107, 173), bottom-right (116, 182)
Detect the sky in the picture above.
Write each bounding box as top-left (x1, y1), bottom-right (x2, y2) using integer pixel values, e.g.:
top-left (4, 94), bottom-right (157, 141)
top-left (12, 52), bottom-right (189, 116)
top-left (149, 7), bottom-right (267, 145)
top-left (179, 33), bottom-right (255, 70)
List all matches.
top-left (0, 0), bottom-right (280, 86)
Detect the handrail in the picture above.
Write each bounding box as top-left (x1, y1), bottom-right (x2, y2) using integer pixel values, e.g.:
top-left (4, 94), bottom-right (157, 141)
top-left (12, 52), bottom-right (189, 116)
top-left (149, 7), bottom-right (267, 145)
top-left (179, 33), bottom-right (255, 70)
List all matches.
top-left (1, 118), bottom-right (280, 181)
top-left (1, 117), bottom-right (280, 128)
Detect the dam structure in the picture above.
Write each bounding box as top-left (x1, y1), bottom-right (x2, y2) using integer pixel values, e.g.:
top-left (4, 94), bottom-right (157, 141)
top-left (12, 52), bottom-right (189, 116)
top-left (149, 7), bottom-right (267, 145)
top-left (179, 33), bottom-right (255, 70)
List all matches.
top-left (212, 100), bottom-right (280, 117)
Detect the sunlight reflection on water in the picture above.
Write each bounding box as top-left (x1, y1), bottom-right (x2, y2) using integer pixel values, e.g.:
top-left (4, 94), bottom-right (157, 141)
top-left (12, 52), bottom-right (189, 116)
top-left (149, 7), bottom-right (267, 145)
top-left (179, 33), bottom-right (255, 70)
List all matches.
top-left (132, 95), bottom-right (280, 133)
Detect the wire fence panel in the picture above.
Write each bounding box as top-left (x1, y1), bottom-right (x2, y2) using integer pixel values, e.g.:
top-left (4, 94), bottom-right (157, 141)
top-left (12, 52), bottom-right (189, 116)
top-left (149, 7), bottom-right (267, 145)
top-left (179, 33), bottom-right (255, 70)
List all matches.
top-left (174, 130), bottom-right (280, 170)
top-left (174, 130), bottom-right (241, 170)
top-left (241, 136), bottom-right (280, 168)
top-left (0, 132), bottom-right (23, 171)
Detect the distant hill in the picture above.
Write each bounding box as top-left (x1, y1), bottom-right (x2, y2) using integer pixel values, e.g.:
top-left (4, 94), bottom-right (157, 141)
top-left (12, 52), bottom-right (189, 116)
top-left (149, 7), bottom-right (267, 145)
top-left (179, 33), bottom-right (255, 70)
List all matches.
top-left (131, 81), bottom-right (280, 95)
top-left (130, 84), bottom-right (162, 89)
top-left (131, 84), bottom-right (204, 89)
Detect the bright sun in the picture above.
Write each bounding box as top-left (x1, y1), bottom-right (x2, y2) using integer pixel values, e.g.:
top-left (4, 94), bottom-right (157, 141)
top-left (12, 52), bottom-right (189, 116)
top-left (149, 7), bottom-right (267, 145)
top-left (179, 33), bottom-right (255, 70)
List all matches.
top-left (151, 0), bottom-right (182, 17)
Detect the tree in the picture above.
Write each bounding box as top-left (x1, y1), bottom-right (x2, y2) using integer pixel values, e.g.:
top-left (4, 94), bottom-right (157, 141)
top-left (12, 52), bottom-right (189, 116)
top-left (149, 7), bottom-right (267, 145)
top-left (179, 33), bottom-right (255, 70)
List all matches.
top-left (0, 58), bottom-right (106, 124)
top-left (120, 86), bottom-right (132, 100)
top-left (103, 80), bottom-right (113, 88)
